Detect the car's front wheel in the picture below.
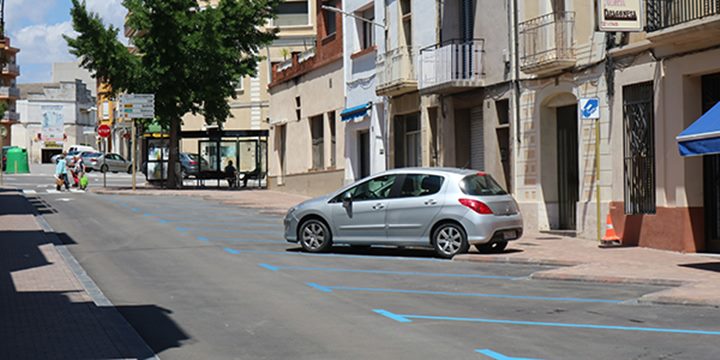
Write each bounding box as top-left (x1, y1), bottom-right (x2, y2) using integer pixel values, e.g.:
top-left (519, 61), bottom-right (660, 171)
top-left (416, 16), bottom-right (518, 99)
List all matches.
top-left (299, 219), bottom-right (332, 253)
top-left (433, 223), bottom-right (468, 259)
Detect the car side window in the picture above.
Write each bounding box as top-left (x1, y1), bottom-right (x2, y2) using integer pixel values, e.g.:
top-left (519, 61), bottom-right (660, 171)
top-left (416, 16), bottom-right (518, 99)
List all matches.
top-left (343, 175), bottom-right (398, 202)
top-left (395, 174), bottom-right (444, 198)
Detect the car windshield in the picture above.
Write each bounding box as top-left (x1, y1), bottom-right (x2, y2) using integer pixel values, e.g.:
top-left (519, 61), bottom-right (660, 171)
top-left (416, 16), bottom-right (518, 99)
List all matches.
top-left (460, 173), bottom-right (507, 196)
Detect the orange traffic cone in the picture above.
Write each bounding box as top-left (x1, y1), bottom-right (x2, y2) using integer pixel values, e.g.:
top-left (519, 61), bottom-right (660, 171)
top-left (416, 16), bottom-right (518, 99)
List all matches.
top-left (599, 213), bottom-right (622, 248)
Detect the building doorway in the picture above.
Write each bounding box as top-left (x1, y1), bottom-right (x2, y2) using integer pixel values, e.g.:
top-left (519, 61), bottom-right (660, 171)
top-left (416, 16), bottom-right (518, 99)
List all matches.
top-left (556, 104), bottom-right (578, 230)
top-left (358, 130), bottom-right (370, 179)
top-left (393, 113), bottom-right (421, 168)
top-left (702, 73), bottom-right (720, 252)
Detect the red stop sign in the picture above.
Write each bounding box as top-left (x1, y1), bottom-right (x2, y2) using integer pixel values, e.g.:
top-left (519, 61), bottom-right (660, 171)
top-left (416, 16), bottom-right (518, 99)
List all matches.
top-left (98, 124), bottom-right (111, 138)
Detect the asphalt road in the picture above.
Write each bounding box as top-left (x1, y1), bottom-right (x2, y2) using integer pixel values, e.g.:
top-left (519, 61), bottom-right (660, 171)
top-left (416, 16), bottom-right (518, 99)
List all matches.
top-left (7, 169), bottom-right (720, 359)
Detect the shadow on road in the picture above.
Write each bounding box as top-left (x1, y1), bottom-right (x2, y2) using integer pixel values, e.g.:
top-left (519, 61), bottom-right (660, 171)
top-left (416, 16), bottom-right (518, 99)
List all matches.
top-left (0, 191), bottom-right (192, 359)
top-left (680, 261), bottom-right (720, 273)
top-left (285, 245), bottom-right (524, 259)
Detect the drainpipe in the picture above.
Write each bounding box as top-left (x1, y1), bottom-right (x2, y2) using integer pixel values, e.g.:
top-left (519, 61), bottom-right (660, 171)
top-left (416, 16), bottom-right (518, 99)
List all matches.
top-left (511, 0), bottom-right (521, 194)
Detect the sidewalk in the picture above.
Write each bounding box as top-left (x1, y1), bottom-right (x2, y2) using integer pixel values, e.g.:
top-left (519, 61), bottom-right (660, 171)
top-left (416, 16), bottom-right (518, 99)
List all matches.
top-left (0, 188), bottom-right (156, 359)
top-left (93, 186), bottom-right (720, 307)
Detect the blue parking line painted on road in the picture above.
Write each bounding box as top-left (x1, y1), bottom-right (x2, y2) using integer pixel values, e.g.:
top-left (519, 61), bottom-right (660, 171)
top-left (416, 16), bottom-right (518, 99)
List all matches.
top-left (221, 248), bottom-right (446, 262)
top-left (200, 237), bottom-right (284, 244)
top-left (173, 227), bottom-right (283, 236)
top-left (373, 309), bottom-right (411, 323)
top-left (259, 263), bottom-right (520, 280)
top-left (306, 284), bottom-right (622, 303)
top-left (373, 309), bottom-right (720, 336)
top-left (197, 236), bottom-right (209, 242)
top-left (131, 208), bottom-right (140, 212)
top-left (224, 247), bottom-right (241, 255)
top-left (475, 349), bottom-right (541, 360)
top-left (306, 282), bottom-right (333, 293)
top-left (152, 219), bottom-right (281, 226)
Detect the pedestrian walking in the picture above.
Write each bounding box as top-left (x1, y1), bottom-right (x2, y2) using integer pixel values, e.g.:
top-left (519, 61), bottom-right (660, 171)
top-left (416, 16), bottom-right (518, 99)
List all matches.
top-left (55, 153), bottom-right (70, 191)
top-left (72, 155), bottom-right (86, 188)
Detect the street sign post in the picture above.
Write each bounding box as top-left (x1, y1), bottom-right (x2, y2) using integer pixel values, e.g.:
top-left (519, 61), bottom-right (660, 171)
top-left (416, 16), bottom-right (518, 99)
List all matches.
top-left (120, 94), bottom-right (155, 191)
top-left (98, 123), bottom-right (112, 188)
top-left (579, 97), bottom-right (602, 244)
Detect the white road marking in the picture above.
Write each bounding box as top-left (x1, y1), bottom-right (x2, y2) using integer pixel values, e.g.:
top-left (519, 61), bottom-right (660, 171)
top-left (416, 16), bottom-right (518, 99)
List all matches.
top-left (46, 189), bottom-right (60, 194)
top-left (23, 190), bottom-right (37, 194)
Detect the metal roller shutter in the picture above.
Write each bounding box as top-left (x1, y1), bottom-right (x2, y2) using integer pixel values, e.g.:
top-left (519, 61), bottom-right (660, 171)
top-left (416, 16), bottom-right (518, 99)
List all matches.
top-left (470, 107), bottom-right (484, 170)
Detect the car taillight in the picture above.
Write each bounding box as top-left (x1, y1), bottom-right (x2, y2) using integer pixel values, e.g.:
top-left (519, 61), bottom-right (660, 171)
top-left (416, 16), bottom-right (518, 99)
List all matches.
top-left (459, 198), bottom-right (493, 215)
top-left (189, 161), bottom-right (197, 165)
top-left (90, 158), bottom-right (97, 162)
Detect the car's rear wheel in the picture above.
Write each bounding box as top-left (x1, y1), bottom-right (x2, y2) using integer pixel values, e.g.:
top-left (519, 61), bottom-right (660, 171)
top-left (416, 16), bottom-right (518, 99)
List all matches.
top-left (475, 241), bottom-right (508, 254)
top-left (432, 223), bottom-right (468, 259)
top-left (299, 219), bottom-right (332, 253)
top-left (127, 166), bottom-right (133, 174)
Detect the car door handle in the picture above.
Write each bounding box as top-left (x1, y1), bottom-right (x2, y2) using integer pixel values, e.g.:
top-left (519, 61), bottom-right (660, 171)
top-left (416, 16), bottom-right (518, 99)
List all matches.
top-left (424, 199), bottom-right (437, 206)
top-left (372, 203), bottom-right (385, 210)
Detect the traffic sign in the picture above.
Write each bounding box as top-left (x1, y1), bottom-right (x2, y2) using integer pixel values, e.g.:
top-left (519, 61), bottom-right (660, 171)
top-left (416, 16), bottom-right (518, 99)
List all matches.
top-left (98, 124), bottom-right (111, 138)
top-left (120, 93), bottom-right (156, 119)
top-left (580, 98), bottom-right (600, 120)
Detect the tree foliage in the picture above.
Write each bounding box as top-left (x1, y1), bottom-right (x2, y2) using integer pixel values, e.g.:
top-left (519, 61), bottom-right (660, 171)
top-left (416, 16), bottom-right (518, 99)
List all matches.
top-left (65, 0), bottom-right (280, 187)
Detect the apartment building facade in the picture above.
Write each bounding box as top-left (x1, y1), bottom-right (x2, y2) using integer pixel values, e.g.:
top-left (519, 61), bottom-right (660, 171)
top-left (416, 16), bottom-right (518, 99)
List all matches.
top-left (268, 0), bottom-right (346, 196)
top-left (341, 0), bottom-right (386, 184)
top-left (606, 0), bottom-right (720, 253)
top-left (0, 37), bottom-right (20, 147)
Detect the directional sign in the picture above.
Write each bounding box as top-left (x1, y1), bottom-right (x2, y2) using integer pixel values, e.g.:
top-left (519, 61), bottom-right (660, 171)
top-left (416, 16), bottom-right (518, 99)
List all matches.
top-left (579, 98), bottom-right (600, 120)
top-left (120, 93), bottom-right (155, 119)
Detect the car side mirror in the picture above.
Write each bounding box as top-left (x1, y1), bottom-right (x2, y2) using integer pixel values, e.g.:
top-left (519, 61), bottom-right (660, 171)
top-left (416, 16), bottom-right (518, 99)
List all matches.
top-left (342, 192), bottom-right (353, 210)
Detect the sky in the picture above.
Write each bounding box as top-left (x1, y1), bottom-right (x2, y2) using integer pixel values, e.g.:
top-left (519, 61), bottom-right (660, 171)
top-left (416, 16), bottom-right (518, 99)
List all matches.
top-left (6, 0), bottom-right (128, 84)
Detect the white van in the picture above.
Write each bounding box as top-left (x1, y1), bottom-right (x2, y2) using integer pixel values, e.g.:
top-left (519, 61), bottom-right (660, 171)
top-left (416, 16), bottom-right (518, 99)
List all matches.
top-left (68, 145), bottom-right (96, 153)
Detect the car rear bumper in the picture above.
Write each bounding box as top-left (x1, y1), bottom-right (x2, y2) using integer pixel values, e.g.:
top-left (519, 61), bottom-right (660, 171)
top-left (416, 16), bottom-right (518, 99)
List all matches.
top-left (461, 212), bottom-right (524, 245)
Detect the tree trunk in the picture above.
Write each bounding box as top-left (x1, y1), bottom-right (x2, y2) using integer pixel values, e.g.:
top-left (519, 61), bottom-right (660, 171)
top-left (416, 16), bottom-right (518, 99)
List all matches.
top-left (167, 118), bottom-right (181, 189)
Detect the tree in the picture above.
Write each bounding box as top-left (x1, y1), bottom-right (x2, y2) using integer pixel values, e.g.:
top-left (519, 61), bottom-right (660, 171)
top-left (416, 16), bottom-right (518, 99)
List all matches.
top-left (66, 0), bottom-right (279, 188)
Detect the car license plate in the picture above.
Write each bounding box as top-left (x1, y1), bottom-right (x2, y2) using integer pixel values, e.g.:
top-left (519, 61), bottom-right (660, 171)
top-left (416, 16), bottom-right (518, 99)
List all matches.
top-left (503, 230), bottom-right (517, 240)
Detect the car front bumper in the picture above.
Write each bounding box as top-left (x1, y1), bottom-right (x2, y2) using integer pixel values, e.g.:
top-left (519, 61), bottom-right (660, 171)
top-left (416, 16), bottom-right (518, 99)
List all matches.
top-left (284, 211), bottom-right (299, 243)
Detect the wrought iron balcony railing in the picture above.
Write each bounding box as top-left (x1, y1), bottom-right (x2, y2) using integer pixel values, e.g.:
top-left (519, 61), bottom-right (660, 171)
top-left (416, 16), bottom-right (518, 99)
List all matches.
top-left (647, 0), bottom-right (720, 31)
top-left (519, 11), bottom-right (575, 74)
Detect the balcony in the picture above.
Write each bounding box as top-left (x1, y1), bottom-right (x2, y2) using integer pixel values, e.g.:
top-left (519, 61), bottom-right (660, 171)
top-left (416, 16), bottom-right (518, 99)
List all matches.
top-left (519, 12), bottom-right (575, 75)
top-left (646, 0), bottom-right (720, 50)
top-left (0, 86), bottom-right (19, 99)
top-left (376, 46), bottom-right (417, 97)
top-left (419, 39), bottom-right (484, 94)
top-left (2, 64), bottom-right (19, 76)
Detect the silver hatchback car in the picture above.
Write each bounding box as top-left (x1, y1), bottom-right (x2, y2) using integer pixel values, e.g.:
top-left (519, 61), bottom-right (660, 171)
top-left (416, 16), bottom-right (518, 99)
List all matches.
top-left (284, 168), bottom-right (523, 258)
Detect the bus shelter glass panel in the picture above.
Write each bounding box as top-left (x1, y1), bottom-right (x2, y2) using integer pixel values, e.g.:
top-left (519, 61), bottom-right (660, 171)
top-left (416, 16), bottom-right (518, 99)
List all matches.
top-left (221, 141), bottom-right (238, 170)
top-left (238, 140), bottom-right (257, 172)
top-left (146, 138), bottom-right (168, 180)
top-left (199, 141), bottom-right (218, 172)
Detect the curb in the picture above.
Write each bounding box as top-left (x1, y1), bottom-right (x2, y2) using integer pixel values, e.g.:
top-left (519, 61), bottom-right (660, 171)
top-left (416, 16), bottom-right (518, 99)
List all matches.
top-left (528, 271), bottom-right (687, 288)
top-left (453, 254), bottom-right (580, 267)
top-left (637, 294), bottom-right (720, 308)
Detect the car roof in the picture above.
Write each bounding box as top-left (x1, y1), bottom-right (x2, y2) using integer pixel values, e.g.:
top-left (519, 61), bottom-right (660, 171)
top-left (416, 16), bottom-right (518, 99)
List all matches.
top-left (379, 167), bottom-right (478, 177)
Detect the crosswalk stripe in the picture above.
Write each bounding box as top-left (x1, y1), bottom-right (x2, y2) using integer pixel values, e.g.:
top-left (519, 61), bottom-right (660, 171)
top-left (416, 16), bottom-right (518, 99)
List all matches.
top-left (46, 189), bottom-right (60, 194)
top-left (23, 190), bottom-right (37, 194)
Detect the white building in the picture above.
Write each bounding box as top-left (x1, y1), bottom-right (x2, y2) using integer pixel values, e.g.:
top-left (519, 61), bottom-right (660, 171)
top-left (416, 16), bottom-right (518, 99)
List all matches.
top-left (12, 81), bottom-right (96, 163)
top-left (52, 61), bottom-right (97, 97)
top-left (340, 0), bottom-right (385, 183)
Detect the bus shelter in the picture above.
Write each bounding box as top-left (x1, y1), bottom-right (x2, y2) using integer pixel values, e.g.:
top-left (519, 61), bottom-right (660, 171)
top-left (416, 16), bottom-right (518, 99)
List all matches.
top-left (143, 128), bottom-right (268, 189)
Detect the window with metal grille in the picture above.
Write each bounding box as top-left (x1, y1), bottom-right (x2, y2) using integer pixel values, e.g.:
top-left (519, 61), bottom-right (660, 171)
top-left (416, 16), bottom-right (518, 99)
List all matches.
top-left (623, 82), bottom-right (656, 214)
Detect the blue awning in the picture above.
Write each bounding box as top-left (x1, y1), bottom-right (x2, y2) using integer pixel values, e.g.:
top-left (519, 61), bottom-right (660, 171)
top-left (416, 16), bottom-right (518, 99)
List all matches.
top-left (340, 102), bottom-right (372, 121)
top-left (677, 102), bottom-right (720, 157)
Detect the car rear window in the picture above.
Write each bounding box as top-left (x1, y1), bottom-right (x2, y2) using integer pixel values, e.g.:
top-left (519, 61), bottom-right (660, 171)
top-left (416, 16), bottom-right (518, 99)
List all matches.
top-left (460, 173), bottom-right (507, 196)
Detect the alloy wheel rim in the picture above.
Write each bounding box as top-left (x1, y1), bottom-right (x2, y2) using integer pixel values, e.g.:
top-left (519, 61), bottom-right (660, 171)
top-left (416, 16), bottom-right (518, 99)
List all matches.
top-left (437, 226), bottom-right (462, 255)
top-left (302, 222), bottom-right (325, 249)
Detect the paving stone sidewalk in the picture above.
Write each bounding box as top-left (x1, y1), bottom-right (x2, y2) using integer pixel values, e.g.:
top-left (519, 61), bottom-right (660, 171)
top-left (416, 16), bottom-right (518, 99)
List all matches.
top-left (94, 186), bottom-right (720, 307)
top-left (0, 188), bottom-right (156, 359)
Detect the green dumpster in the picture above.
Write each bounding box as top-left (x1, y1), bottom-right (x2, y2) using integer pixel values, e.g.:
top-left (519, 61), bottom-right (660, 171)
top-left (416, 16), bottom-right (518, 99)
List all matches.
top-left (5, 147), bottom-right (30, 174)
